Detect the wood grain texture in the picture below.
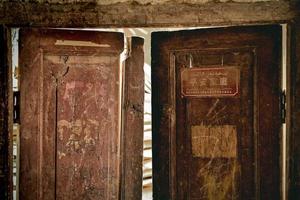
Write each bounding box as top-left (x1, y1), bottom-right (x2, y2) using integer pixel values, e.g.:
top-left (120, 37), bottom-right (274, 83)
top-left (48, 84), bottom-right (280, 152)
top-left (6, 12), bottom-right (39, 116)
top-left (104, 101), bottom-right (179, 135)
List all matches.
top-left (0, 25), bottom-right (12, 200)
top-left (122, 37), bottom-right (144, 200)
top-left (152, 25), bottom-right (281, 200)
top-left (0, 1), bottom-right (298, 27)
top-left (191, 125), bottom-right (237, 158)
top-left (19, 28), bottom-right (124, 200)
top-left (0, 1), bottom-right (298, 199)
top-left (289, 21), bottom-right (300, 200)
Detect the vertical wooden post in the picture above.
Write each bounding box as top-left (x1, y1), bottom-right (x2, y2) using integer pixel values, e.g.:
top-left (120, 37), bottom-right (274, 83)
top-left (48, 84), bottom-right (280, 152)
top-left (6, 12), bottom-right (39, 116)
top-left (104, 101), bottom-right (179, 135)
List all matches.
top-left (0, 26), bottom-right (12, 200)
top-left (122, 37), bottom-right (144, 200)
top-left (289, 19), bottom-right (300, 200)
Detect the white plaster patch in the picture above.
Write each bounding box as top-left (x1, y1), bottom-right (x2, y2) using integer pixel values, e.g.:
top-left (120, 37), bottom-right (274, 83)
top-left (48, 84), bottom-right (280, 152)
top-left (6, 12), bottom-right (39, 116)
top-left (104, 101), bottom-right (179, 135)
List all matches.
top-left (55, 40), bottom-right (110, 47)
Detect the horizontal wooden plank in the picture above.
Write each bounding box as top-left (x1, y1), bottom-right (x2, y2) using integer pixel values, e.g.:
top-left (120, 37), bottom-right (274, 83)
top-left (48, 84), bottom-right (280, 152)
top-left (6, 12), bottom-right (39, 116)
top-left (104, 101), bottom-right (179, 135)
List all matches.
top-left (0, 1), bottom-right (299, 27)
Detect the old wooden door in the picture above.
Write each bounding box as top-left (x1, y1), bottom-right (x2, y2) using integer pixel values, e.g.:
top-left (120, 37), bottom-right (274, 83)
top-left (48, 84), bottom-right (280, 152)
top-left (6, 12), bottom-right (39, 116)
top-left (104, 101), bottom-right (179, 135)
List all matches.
top-left (19, 29), bottom-right (144, 200)
top-left (152, 25), bottom-right (282, 200)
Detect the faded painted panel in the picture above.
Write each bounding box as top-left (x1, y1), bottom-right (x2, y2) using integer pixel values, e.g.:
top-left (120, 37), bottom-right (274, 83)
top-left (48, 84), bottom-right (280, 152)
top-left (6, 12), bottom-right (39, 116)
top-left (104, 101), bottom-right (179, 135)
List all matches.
top-left (43, 54), bottom-right (120, 199)
top-left (191, 125), bottom-right (237, 158)
top-left (20, 29), bottom-right (124, 200)
top-left (190, 125), bottom-right (239, 199)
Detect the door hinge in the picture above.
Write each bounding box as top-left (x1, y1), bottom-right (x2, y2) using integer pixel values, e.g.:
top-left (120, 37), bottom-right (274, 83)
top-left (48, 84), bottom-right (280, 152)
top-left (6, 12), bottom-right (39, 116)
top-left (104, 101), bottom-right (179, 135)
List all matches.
top-left (13, 91), bottom-right (20, 124)
top-left (280, 90), bottom-right (286, 123)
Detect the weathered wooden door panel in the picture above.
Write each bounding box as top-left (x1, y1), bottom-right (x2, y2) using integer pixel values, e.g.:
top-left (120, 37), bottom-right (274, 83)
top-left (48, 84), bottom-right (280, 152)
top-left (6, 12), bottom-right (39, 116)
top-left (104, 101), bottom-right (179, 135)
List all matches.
top-left (19, 29), bottom-right (125, 200)
top-left (152, 26), bottom-right (281, 200)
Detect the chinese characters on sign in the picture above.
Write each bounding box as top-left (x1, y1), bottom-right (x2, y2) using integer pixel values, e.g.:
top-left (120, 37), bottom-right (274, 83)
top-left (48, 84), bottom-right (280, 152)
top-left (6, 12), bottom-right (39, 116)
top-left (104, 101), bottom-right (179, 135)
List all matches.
top-left (181, 66), bottom-right (240, 97)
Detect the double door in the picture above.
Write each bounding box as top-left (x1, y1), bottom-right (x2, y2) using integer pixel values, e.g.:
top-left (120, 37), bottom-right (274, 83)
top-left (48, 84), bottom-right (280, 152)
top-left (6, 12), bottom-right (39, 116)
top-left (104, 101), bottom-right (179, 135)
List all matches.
top-left (18, 25), bottom-right (283, 199)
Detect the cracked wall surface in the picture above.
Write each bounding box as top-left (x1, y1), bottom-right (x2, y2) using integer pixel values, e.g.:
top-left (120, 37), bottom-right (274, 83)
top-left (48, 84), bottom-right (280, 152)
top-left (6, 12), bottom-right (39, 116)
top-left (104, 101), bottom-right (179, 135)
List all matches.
top-left (0, 0), bottom-right (297, 27)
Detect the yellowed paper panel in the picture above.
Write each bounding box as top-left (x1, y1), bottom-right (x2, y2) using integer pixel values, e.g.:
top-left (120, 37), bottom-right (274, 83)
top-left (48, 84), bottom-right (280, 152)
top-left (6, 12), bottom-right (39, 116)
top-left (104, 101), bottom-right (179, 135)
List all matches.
top-left (191, 125), bottom-right (237, 158)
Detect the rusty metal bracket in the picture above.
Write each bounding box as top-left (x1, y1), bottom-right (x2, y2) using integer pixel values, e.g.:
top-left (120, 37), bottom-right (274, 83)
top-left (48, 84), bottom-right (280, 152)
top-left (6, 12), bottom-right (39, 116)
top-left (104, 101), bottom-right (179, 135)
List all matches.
top-left (280, 90), bottom-right (286, 123)
top-left (13, 91), bottom-right (20, 124)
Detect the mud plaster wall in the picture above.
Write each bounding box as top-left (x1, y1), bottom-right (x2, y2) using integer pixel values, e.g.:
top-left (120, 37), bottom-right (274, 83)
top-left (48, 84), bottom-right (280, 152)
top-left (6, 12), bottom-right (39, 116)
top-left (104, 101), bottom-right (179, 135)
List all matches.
top-left (0, 1), bottom-right (298, 27)
top-left (0, 0), bottom-right (279, 4)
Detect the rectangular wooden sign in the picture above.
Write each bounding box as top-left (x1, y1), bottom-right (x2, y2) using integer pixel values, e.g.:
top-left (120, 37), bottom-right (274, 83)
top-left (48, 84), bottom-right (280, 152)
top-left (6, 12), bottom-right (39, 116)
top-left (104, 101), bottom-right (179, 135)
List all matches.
top-left (181, 66), bottom-right (240, 97)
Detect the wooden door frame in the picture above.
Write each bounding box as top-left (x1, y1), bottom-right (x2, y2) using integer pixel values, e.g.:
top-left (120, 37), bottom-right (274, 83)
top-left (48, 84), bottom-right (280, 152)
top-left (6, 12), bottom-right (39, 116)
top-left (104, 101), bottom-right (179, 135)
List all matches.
top-left (0, 26), bottom-right (13, 200)
top-left (0, 1), bottom-right (299, 199)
